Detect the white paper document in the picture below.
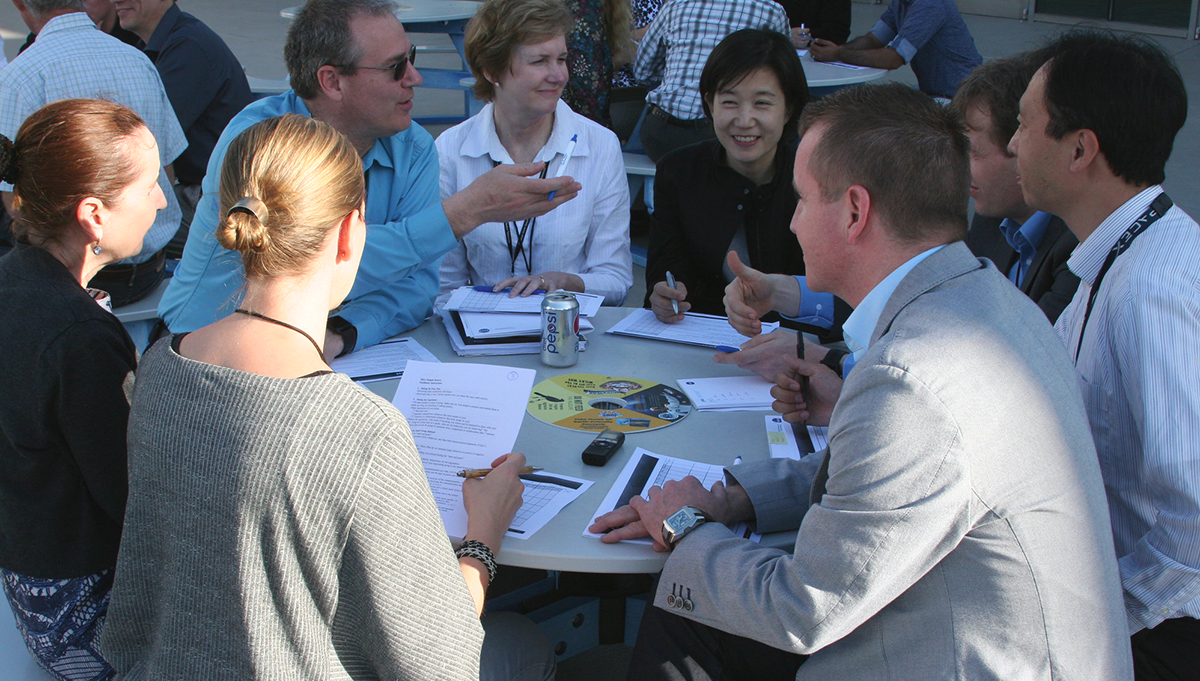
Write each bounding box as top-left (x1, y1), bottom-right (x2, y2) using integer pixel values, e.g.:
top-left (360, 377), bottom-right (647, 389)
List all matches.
top-left (506, 471), bottom-right (593, 540)
top-left (459, 311), bottom-right (594, 339)
top-left (391, 361), bottom-right (536, 537)
top-left (329, 337), bottom-right (438, 383)
top-left (678, 375), bottom-right (775, 411)
top-left (443, 286), bottom-right (605, 317)
top-left (764, 415), bottom-right (829, 459)
top-left (585, 447), bottom-right (759, 545)
top-left (606, 308), bottom-right (779, 349)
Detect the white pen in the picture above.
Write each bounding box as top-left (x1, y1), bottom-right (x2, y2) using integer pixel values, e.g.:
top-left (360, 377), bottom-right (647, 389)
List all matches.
top-left (547, 134), bottom-right (578, 201)
top-left (733, 456), bottom-right (743, 465)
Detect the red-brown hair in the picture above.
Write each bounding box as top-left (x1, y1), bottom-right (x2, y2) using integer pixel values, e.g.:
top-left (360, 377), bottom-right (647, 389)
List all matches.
top-left (0, 98), bottom-right (148, 246)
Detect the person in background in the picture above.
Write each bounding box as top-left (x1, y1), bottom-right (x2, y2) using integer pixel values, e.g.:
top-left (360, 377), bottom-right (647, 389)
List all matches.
top-left (561, 0), bottom-right (629, 127)
top-left (1, 0), bottom-right (186, 307)
top-left (774, 0), bottom-right (850, 47)
top-left (810, 0), bottom-right (981, 99)
top-left (633, 0), bottom-right (789, 162)
top-left (0, 98), bottom-right (166, 681)
top-left (101, 113), bottom-right (556, 681)
top-left (1008, 31), bottom-right (1200, 678)
top-left (13, 0), bottom-right (140, 53)
top-left (114, 0), bottom-right (254, 258)
top-left (949, 53), bottom-right (1078, 323)
top-left (646, 29), bottom-right (810, 324)
top-left (438, 0), bottom-right (631, 305)
top-left (160, 0), bottom-right (580, 356)
top-left (610, 0), bottom-right (661, 143)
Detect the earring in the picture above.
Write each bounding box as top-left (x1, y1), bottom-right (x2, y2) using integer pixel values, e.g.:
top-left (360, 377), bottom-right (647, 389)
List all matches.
top-left (91, 242), bottom-right (102, 255)
top-left (494, 82), bottom-right (500, 88)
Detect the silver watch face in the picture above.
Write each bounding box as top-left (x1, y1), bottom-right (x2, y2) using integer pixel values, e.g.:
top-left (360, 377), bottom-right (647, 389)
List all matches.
top-left (666, 508), bottom-right (694, 531)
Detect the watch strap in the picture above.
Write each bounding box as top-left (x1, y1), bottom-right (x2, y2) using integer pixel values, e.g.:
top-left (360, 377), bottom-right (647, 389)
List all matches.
top-left (326, 315), bottom-right (357, 357)
top-left (820, 348), bottom-right (847, 379)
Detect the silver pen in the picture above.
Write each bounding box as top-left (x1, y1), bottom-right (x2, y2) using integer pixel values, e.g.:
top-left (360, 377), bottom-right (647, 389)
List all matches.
top-left (665, 270), bottom-right (680, 315)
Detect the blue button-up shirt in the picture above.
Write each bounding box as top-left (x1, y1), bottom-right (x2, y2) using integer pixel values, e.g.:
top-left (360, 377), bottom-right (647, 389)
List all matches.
top-left (870, 0), bottom-right (982, 98)
top-left (999, 210), bottom-right (1051, 288)
top-left (138, 4), bottom-right (253, 186)
top-left (160, 91), bottom-right (457, 350)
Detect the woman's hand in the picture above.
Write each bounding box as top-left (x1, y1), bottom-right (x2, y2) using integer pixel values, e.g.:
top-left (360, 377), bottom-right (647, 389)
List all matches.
top-left (648, 280), bottom-right (690, 322)
top-left (462, 452), bottom-right (526, 552)
top-left (493, 272), bottom-right (584, 298)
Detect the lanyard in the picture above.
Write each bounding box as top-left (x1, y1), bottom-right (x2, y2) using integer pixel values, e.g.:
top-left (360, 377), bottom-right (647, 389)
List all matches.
top-left (1074, 192), bottom-right (1173, 362)
top-left (493, 160), bottom-right (549, 276)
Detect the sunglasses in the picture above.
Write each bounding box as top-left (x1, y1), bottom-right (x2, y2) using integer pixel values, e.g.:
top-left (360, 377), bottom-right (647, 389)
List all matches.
top-left (330, 45), bottom-right (417, 80)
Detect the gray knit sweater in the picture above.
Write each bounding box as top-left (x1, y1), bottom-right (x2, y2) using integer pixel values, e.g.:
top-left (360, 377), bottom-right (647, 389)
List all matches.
top-left (100, 337), bottom-right (484, 680)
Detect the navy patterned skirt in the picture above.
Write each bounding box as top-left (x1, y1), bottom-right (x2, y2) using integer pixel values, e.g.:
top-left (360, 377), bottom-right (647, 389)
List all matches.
top-left (1, 567), bottom-right (114, 681)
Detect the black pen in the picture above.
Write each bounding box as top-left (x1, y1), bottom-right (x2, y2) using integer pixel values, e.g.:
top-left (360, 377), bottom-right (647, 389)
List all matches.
top-left (796, 333), bottom-right (808, 421)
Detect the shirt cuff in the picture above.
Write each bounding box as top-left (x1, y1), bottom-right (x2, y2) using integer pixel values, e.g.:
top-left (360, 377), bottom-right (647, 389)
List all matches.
top-left (871, 19), bottom-right (897, 45)
top-left (887, 35), bottom-right (919, 64)
top-left (782, 276), bottom-right (836, 330)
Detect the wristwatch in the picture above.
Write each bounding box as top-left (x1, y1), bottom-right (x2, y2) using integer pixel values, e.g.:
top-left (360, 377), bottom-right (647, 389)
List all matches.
top-left (820, 348), bottom-right (848, 379)
top-left (662, 506), bottom-right (708, 546)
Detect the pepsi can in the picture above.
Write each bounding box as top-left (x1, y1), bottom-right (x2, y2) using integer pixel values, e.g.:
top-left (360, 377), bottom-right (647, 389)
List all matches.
top-left (541, 292), bottom-right (580, 367)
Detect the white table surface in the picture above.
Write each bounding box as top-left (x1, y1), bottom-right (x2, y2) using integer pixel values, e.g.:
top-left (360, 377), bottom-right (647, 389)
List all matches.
top-left (281, 1), bottom-right (481, 23)
top-left (365, 307), bottom-right (793, 574)
top-left (802, 55), bottom-right (887, 88)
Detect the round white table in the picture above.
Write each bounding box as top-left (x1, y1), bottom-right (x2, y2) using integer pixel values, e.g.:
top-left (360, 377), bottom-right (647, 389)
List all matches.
top-left (364, 308), bottom-right (795, 574)
top-left (802, 55), bottom-right (888, 94)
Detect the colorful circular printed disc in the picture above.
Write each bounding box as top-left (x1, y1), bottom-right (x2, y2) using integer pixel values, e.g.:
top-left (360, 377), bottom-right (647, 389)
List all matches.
top-left (527, 374), bottom-right (693, 432)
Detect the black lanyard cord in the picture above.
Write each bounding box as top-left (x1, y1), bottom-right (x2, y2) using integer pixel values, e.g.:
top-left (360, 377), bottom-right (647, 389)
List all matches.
top-left (493, 159), bottom-right (550, 276)
top-left (1074, 192), bottom-right (1173, 363)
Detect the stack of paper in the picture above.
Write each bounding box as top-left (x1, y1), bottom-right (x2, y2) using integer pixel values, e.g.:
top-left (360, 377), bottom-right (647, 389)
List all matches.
top-left (677, 375), bottom-right (775, 411)
top-left (606, 308), bottom-right (779, 348)
top-left (764, 415), bottom-right (829, 459)
top-left (439, 287), bottom-right (603, 355)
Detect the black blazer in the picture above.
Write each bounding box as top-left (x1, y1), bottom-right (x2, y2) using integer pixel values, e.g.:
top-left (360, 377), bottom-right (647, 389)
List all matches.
top-left (966, 213), bottom-right (1080, 323)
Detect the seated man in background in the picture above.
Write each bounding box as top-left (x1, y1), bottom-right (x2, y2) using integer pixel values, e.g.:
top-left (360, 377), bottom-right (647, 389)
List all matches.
top-left (116, 0), bottom-right (254, 257)
top-left (1009, 31), bottom-right (1200, 678)
top-left (950, 54), bottom-right (1078, 323)
top-left (593, 83), bottom-right (1132, 680)
top-left (810, 0), bottom-right (981, 98)
top-left (1, 0), bottom-right (186, 306)
top-left (160, 0), bottom-right (580, 356)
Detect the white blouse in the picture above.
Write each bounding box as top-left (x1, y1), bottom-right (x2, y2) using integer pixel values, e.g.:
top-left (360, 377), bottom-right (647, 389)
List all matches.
top-left (434, 100), bottom-right (632, 306)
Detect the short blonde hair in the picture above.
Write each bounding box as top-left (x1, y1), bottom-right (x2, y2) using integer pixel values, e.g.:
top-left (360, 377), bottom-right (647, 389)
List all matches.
top-left (216, 114), bottom-right (364, 278)
top-left (464, 0), bottom-right (573, 102)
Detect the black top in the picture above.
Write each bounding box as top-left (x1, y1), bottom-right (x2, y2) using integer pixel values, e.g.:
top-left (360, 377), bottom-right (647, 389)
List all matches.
top-left (965, 213), bottom-right (1080, 324)
top-left (0, 245), bottom-right (136, 578)
top-left (138, 5), bottom-right (253, 185)
top-left (645, 139), bottom-right (848, 340)
top-left (774, 0), bottom-right (852, 43)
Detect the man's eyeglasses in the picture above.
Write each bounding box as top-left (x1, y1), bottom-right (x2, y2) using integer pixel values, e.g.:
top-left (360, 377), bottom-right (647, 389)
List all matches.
top-left (330, 45), bottom-right (417, 80)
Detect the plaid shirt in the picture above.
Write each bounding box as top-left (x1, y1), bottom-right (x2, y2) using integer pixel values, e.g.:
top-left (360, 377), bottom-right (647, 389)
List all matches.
top-left (0, 13), bottom-right (186, 264)
top-left (634, 0), bottom-right (789, 120)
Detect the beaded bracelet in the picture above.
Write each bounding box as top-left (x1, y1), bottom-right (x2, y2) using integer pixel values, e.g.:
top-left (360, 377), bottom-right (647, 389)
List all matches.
top-left (456, 539), bottom-right (497, 584)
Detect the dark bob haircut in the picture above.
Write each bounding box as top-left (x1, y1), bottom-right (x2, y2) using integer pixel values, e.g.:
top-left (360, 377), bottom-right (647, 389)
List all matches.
top-left (699, 28), bottom-right (809, 139)
top-left (1029, 30), bottom-right (1186, 187)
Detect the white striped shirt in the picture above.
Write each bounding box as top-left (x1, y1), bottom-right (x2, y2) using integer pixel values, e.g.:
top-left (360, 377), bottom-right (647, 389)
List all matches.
top-left (1056, 185), bottom-right (1200, 633)
top-left (435, 100), bottom-right (632, 306)
top-left (0, 13), bottom-right (186, 264)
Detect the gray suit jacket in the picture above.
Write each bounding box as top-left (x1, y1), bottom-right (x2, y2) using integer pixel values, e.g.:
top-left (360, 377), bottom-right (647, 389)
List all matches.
top-left (657, 242), bottom-right (1132, 679)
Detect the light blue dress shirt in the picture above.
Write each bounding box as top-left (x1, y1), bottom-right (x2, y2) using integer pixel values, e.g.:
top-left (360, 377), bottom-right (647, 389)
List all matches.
top-left (159, 91), bottom-right (457, 350)
top-left (842, 245), bottom-right (945, 362)
top-left (998, 210), bottom-right (1051, 287)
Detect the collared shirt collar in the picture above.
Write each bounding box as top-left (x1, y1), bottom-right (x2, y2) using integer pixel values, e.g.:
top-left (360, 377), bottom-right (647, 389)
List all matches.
top-left (1000, 210), bottom-right (1051, 255)
top-left (459, 99), bottom-right (590, 165)
top-left (39, 12), bottom-right (97, 38)
top-left (841, 244), bottom-right (946, 361)
top-left (1067, 185), bottom-right (1164, 286)
top-left (143, 2), bottom-right (183, 53)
